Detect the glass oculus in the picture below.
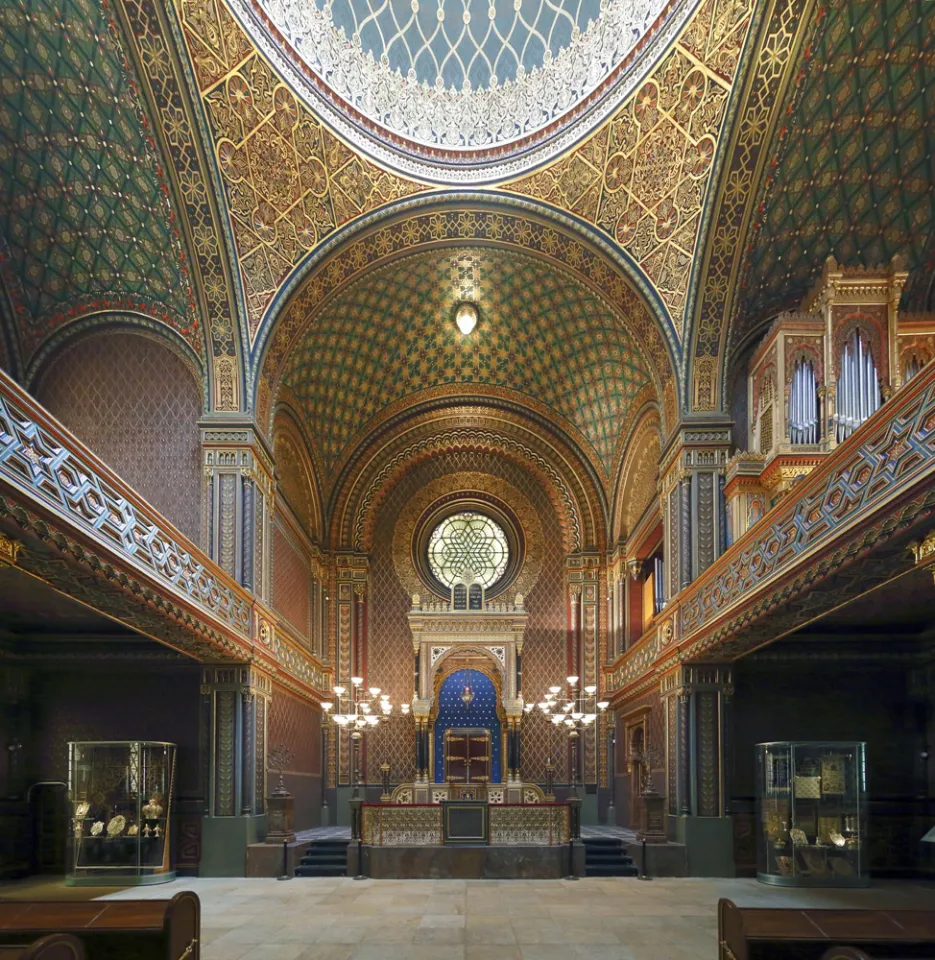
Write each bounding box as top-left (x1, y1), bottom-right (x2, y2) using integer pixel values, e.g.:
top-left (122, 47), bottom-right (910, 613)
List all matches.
top-left (427, 511), bottom-right (509, 589)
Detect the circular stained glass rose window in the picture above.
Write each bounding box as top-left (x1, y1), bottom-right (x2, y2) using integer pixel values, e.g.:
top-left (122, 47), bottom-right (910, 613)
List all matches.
top-left (427, 511), bottom-right (509, 589)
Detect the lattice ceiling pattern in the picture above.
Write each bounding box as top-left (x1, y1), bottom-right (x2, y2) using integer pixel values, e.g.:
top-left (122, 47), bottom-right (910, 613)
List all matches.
top-left (279, 247), bottom-right (652, 476)
top-left (736, 0), bottom-right (935, 339)
top-left (255, 0), bottom-right (673, 149)
top-left (0, 0), bottom-right (200, 362)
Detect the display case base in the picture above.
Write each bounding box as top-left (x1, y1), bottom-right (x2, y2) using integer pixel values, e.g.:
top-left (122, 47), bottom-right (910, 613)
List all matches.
top-left (756, 870), bottom-right (870, 887)
top-left (65, 870), bottom-right (176, 886)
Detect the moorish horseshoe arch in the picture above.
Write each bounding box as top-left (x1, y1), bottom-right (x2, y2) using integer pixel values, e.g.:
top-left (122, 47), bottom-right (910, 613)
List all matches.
top-left (329, 404), bottom-right (607, 554)
top-left (251, 192), bottom-right (684, 429)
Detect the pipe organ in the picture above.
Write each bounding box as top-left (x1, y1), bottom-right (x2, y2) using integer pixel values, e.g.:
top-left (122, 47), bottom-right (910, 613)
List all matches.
top-left (725, 258), bottom-right (935, 544)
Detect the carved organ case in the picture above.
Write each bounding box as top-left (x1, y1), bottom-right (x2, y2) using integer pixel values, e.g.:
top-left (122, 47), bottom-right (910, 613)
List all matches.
top-left (727, 259), bottom-right (935, 543)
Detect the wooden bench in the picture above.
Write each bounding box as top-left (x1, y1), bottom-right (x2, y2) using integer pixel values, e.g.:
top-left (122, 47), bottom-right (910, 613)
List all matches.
top-left (0, 934), bottom-right (84, 960)
top-left (0, 892), bottom-right (198, 960)
top-left (718, 898), bottom-right (935, 960)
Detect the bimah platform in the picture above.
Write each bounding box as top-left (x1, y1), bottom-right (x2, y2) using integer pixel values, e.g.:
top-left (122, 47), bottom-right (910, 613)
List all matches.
top-left (350, 800), bottom-right (584, 879)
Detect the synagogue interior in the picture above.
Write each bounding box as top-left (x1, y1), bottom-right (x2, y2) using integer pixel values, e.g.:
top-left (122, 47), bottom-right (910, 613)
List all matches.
top-left (0, 0), bottom-right (934, 957)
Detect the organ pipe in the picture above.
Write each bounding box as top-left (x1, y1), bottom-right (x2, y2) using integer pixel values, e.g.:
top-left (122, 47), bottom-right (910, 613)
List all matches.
top-left (834, 329), bottom-right (880, 443)
top-left (789, 359), bottom-right (818, 444)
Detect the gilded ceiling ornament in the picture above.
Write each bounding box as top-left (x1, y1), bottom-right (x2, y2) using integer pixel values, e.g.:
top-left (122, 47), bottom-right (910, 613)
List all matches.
top-left (687, 0), bottom-right (820, 411)
top-left (178, 1), bottom-right (425, 339)
top-left (276, 247), bottom-right (654, 477)
top-left (505, 0), bottom-right (755, 336)
top-left (0, 0), bottom-right (206, 367)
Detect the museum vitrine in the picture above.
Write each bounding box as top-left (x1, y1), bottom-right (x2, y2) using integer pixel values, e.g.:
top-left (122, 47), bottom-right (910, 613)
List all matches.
top-left (756, 741), bottom-right (867, 886)
top-left (66, 741), bottom-right (176, 885)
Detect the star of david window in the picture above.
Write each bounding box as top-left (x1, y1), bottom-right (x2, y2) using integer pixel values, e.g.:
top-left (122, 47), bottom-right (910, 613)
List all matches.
top-left (427, 512), bottom-right (509, 591)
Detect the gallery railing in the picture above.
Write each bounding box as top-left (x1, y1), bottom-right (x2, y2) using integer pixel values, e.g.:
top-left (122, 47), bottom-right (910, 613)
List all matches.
top-left (605, 356), bottom-right (935, 697)
top-left (361, 802), bottom-right (571, 846)
top-left (0, 370), bottom-right (329, 695)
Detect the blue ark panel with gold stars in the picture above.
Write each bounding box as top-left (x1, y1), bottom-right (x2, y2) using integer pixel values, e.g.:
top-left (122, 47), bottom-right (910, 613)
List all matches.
top-left (434, 669), bottom-right (501, 784)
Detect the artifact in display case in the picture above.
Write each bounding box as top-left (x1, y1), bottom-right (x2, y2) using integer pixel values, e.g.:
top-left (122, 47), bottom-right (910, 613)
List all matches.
top-left (756, 741), bottom-right (867, 886)
top-left (66, 741), bottom-right (176, 886)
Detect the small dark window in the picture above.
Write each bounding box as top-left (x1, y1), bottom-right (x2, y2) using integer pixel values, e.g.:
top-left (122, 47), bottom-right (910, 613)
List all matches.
top-left (468, 584), bottom-right (483, 609)
top-left (453, 583), bottom-right (467, 610)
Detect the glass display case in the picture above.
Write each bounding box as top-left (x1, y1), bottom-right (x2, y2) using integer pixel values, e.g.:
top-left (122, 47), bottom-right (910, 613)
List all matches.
top-left (756, 741), bottom-right (867, 886)
top-left (66, 741), bottom-right (176, 886)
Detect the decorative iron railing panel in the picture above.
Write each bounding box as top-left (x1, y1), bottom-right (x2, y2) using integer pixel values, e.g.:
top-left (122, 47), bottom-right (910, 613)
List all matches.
top-left (489, 803), bottom-right (569, 845)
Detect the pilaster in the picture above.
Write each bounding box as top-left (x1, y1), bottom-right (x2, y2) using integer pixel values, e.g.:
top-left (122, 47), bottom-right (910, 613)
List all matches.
top-left (201, 421), bottom-right (274, 602)
top-left (566, 553), bottom-right (600, 784)
top-left (659, 423), bottom-right (731, 592)
top-left (199, 664), bottom-right (272, 875)
top-left (334, 554), bottom-right (369, 787)
top-left (660, 663), bottom-right (735, 876)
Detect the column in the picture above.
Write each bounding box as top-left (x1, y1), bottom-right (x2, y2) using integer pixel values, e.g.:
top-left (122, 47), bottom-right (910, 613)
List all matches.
top-left (334, 555), bottom-right (368, 792)
top-left (201, 422), bottom-right (274, 602)
top-left (659, 424), bottom-right (731, 593)
top-left (200, 664), bottom-right (272, 876)
top-left (661, 663), bottom-right (734, 876)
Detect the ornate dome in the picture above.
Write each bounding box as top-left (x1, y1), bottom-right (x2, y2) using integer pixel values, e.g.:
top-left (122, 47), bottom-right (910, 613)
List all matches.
top-left (232, 0), bottom-right (699, 181)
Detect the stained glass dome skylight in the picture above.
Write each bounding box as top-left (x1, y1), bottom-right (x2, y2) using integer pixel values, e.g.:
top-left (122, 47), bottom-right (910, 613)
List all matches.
top-left (427, 511), bottom-right (509, 589)
top-left (243, 0), bottom-right (694, 173)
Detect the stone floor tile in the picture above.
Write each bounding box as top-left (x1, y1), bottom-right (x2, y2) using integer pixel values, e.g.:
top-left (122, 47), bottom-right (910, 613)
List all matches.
top-left (466, 946), bottom-right (524, 960)
top-left (237, 944), bottom-right (309, 960)
top-left (413, 925), bottom-right (467, 944)
top-left (465, 917), bottom-right (517, 945)
top-left (351, 946), bottom-right (465, 960)
top-left (419, 914), bottom-right (466, 928)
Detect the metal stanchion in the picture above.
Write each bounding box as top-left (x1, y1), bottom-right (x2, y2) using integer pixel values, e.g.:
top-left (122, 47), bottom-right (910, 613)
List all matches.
top-left (277, 839), bottom-right (291, 881)
top-left (638, 837), bottom-right (652, 881)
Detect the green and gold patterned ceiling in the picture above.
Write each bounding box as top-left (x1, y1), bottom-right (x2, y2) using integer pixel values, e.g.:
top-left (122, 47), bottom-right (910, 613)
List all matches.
top-left (0, 0), bottom-right (931, 435)
top-left (733, 0), bottom-right (935, 346)
top-left (279, 248), bottom-right (653, 480)
top-left (0, 0), bottom-right (202, 368)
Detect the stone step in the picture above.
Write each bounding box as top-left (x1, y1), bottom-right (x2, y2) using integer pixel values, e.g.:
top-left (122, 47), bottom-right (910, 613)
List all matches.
top-left (585, 863), bottom-right (640, 877)
top-left (295, 864), bottom-right (346, 877)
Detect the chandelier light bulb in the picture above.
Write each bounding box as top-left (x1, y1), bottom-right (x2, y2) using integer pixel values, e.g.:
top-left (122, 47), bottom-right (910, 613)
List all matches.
top-left (584, 684), bottom-right (597, 695)
top-left (369, 687), bottom-right (381, 697)
top-left (333, 685), bottom-right (345, 696)
top-left (566, 675), bottom-right (579, 686)
top-left (455, 301), bottom-right (479, 335)
top-left (351, 677), bottom-right (363, 686)
top-left (597, 701), bottom-right (609, 711)
top-left (401, 703), bottom-right (410, 714)
top-left (322, 702), bottom-right (333, 712)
